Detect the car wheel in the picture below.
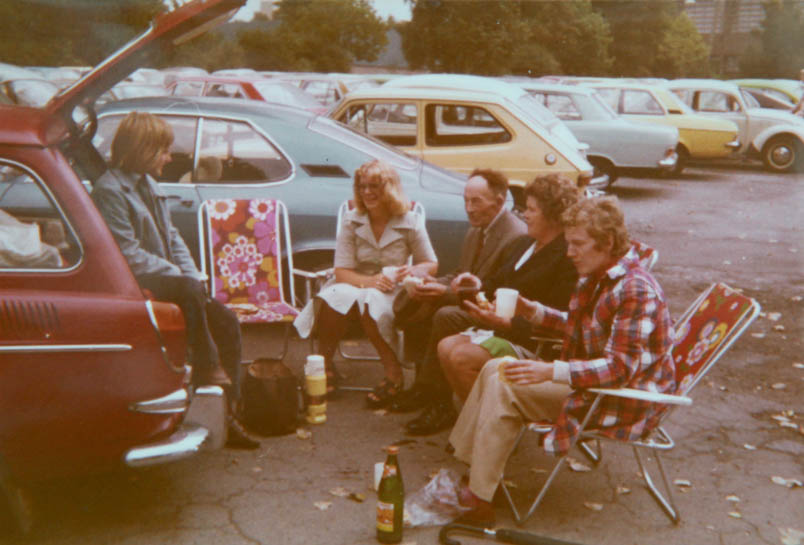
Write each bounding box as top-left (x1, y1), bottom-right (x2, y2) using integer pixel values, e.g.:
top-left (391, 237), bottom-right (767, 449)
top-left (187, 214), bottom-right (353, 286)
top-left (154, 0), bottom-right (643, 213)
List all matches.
top-left (762, 135), bottom-right (797, 172)
top-left (589, 157), bottom-right (617, 188)
top-left (672, 146), bottom-right (689, 175)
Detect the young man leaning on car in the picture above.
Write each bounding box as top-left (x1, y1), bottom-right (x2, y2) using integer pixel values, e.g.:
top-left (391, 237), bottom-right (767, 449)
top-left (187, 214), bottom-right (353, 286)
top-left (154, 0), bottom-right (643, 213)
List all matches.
top-left (91, 111), bottom-right (259, 449)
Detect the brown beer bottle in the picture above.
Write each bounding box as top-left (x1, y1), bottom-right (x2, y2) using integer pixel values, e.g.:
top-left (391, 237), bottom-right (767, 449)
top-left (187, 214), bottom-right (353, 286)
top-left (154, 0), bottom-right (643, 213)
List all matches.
top-left (376, 445), bottom-right (404, 543)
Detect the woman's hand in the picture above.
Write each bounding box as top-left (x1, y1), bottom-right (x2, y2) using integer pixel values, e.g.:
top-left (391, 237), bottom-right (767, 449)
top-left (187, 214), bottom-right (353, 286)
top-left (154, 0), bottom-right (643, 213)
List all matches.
top-left (363, 273), bottom-right (395, 293)
top-left (463, 299), bottom-right (511, 330)
top-left (502, 359), bottom-right (553, 385)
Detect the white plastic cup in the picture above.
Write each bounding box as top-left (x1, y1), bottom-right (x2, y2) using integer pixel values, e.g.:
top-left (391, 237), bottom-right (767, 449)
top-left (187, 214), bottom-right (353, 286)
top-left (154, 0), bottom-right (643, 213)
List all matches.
top-left (402, 274), bottom-right (423, 295)
top-left (495, 288), bottom-right (518, 319)
top-left (382, 266), bottom-right (400, 283)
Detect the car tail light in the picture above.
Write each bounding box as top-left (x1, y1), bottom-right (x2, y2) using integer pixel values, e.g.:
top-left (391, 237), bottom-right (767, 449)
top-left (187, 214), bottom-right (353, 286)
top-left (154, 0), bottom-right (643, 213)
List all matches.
top-left (145, 300), bottom-right (187, 372)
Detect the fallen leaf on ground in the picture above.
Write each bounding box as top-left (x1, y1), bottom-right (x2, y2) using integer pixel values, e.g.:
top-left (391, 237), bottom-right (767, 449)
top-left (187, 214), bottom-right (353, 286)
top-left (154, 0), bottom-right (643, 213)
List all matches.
top-left (728, 511), bottom-right (742, 519)
top-left (744, 443), bottom-right (757, 450)
top-left (767, 312), bottom-right (782, 321)
top-left (296, 428), bottom-right (312, 440)
top-left (583, 502), bottom-right (604, 511)
top-left (751, 332), bottom-right (766, 339)
top-left (779, 527), bottom-right (804, 545)
top-left (616, 486), bottom-right (631, 495)
top-left (793, 363), bottom-right (804, 369)
top-left (774, 325), bottom-right (786, 331)
top-left (348, 492), bottom-right (366, 503)
top-left (726, 495), bottom-right (740, 502)
top-left (314, 501), bottom-right (332, 511)
top-left (567, 457), bottom-right (592, 472)
top-left (503, 480), bottom-right (518, 489)
top-left (530, 468), bottom-right (548, 474)
top-left (373, 409), bottom-right (388, 416)
top-left (674, 479), bottom-right (692, 488)
top-left (251, 467), bottom-right (262, 473)
top-left (780, 422), bottom-right (798, 429)
top-left (329, 487), bottom-right (349, 497)
top-left (771, 476), bottom-right (803, 488)
top-left (792, 295), bottom-right (802, 302)
top-left (772, 383), bottom-right (787, 390)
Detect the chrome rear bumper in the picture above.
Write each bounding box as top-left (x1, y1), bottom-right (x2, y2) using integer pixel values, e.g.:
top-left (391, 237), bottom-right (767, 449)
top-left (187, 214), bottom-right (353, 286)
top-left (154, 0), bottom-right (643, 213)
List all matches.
top-left (726, 137), bottom-right (741, 150)
top-left (658, 151), bottom-right (679, 170)
top-left (124, 424), bottom-right (209, 467)
top-left (124, 385), bottom-right (227, 468)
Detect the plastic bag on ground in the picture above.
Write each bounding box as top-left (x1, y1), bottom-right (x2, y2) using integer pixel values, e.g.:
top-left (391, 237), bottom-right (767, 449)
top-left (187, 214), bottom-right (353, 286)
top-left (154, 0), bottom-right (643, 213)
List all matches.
top-left (404, 468), bottom-right (471, 527)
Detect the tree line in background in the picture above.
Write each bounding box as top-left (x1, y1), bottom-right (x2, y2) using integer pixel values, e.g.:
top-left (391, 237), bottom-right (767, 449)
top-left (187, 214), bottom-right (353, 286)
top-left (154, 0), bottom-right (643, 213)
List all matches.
top-left (0, 0), bottom-right (801, 79)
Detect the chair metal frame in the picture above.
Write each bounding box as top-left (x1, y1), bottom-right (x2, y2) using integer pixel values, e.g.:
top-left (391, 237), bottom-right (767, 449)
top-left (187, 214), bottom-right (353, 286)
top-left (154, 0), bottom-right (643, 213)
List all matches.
top-left (500, 282), bottom-right (761, 526)
top-left (197, 198), bottom-right (303, 359)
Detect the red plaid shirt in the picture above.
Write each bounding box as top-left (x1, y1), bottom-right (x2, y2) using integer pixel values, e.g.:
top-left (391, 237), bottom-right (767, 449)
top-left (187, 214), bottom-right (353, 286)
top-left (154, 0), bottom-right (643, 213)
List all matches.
top-left (538, 245), bottom-right (675, 456)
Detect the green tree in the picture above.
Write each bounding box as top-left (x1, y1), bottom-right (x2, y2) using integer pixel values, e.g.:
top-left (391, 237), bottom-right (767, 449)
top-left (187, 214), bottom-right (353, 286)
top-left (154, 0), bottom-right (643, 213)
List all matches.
top-left (401, 1), bottom-right (532, 75)
top-left (593, 0), bottom-right (680, 77)
top-left (263, 0), bottom-right (388, 72)
top-left (740, 0), bottom-right (804, 78)
top-left (522, 1), bottom-right (613, 76)
top-left (655, 13), bottom-right (711, 78)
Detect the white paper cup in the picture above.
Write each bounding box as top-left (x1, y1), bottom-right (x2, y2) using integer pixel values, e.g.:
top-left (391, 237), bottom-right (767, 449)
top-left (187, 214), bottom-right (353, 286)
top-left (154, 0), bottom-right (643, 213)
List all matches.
top-left (373, 461), bottom-right (384, 491)
top-left (495, 288), bottom-right (518, 319)
top-left (402, 274), bottom-right (423, 295)
top-left (382, 266), bottom-right (399, 283)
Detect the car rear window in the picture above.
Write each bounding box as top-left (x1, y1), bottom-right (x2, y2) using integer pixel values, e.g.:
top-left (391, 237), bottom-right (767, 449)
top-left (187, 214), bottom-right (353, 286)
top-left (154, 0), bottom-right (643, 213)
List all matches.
top-left (0, 162), bottom-right (82, 271)
top-left (425, 104), bottom-right (511, 147)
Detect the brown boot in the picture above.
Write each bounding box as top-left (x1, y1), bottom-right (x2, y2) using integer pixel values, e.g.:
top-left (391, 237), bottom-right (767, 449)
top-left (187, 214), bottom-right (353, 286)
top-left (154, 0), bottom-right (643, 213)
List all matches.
top-left (195, 362), bottom-right (232, 387)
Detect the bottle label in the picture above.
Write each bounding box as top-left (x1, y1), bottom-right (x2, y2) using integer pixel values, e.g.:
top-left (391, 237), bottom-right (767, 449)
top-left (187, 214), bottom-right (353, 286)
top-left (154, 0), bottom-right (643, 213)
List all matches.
top-left (382, 464), bottom-right (397, 479)
top-left (376, 500), bottom-right (395, 532)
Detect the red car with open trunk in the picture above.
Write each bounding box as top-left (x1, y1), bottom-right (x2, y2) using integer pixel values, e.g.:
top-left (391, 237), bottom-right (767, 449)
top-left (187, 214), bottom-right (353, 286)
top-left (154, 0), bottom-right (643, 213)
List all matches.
top-left (0, 0), bottom-right (246, 533)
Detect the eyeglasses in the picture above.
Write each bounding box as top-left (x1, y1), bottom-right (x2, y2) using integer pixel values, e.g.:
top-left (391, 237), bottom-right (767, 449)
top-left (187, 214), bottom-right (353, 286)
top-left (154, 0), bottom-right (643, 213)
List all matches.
top-left (357, 182), bottom-right (382, 193)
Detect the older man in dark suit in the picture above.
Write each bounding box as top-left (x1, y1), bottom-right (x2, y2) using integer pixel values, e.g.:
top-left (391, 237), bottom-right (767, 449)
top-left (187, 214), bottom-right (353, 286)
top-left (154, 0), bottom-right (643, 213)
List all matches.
top-left (390, 169), bottom-right (525, 423)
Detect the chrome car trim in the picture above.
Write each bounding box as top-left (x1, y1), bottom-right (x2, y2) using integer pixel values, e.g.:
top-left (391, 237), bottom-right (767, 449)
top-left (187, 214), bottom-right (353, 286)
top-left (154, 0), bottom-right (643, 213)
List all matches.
top-left (0, 344), bottom-right (131, 353)
top-left (144, 299), bottom-right (187, 373)
top-left (129, 388), bottom-right (189, 414)
top-left (123, 423), bottom-right (209, 467)
top-left (0, 159), bottom-right (84, 274)
top-left (587, 173), bottom-right (610, 190)
top-left (726, 138), bottom-right (741, 149)
top-left (657, 151), bottom-right (679, 169)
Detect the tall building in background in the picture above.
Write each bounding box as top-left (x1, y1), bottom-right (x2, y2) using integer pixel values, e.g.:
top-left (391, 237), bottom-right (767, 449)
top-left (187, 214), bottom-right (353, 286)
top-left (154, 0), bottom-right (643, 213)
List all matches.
top-left (683, 0), bottom-right (803, 75)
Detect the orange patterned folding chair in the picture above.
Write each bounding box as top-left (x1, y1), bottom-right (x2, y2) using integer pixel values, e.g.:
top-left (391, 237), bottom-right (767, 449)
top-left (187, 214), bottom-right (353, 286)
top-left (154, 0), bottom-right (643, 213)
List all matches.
top-left (198, 198), bottom-right (301, 359)
top-left (501, 282), bottom-right (760, 525)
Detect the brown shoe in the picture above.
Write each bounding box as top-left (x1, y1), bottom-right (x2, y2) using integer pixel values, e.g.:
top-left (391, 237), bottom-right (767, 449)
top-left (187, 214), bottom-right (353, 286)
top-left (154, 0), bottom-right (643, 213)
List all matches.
top-left (196, 362), bottom-right (232, 386)
top-left (456, 484), bottom-right (495, 527)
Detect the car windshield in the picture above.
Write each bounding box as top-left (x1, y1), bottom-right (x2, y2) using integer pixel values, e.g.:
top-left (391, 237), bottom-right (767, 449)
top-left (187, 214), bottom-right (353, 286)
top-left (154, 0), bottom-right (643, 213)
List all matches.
top-left (309, 116), bottom-right (419, 172)
top-left (515, 93), bottom-right (561, 127)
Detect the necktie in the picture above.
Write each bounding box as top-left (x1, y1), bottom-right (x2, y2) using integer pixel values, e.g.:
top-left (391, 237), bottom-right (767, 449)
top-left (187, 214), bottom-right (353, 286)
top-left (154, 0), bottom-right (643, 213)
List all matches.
top-left (471, 228), bottom-right (485, 271)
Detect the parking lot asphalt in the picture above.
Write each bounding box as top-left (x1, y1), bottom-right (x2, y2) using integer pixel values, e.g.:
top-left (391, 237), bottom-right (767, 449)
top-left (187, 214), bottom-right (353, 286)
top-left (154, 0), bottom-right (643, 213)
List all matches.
top-left (4, 162), bottom-right (802, 545)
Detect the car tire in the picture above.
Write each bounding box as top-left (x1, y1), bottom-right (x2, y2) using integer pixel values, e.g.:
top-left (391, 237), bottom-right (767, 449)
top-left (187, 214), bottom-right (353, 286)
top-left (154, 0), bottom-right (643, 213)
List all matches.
top-left (672, 146), bottom-right (689, 176)
top-left (762, 135), bottom-right (797, 173)
top-left (589, 157), bottom-right (617, 188)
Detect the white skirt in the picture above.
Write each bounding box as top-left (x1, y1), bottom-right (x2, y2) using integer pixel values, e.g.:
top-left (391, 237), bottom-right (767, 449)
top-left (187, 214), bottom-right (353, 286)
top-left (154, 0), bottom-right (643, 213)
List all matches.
top-left (294, 281), bottom-right (402, 355)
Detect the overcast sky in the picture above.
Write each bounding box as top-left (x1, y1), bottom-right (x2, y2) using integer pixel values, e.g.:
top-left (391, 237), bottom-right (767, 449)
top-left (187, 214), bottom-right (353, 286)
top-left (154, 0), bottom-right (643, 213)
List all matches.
top-left (233, 0), bottom-right (413, 22)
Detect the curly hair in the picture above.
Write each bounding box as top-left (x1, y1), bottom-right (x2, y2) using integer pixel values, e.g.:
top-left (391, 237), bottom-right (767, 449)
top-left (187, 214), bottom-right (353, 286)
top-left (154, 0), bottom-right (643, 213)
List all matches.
top-left (523, 174), bottom-right (581, 226)
top-left (561, 196), bottom-right (630, 257)
top-left (352, 159), bottom-right (410, 216)
top-left (111, 111), bottom-right (173, 175)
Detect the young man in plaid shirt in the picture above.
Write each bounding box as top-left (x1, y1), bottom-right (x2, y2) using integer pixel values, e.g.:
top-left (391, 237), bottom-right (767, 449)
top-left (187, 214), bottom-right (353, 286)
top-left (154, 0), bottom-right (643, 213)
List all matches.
top-left (448, 196), bottom-right (676, 526)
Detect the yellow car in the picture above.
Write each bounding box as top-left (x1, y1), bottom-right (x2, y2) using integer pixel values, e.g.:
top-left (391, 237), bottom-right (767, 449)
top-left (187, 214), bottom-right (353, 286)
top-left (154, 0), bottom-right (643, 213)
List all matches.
top-left (585, 82), bottom-right (740, 173)
top-left (329, 75), bottom-right (597, 202)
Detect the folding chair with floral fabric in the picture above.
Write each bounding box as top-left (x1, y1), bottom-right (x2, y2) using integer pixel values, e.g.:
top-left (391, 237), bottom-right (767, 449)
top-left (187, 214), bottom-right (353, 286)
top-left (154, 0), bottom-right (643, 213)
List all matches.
top-left (500, 282), bottom-right (760, 525)
top-left (198, 198), bottom-right (300, 359)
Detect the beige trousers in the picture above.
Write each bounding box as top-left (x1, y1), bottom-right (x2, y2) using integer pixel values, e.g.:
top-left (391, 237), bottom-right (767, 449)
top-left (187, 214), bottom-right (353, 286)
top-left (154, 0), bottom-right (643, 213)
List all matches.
top-left (448, 358), bottom-right (572, 501)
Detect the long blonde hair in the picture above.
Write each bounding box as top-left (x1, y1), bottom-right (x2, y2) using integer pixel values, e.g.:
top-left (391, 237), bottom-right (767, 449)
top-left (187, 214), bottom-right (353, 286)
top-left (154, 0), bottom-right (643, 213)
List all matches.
top-left (352, 159), bottom-right (409, 216)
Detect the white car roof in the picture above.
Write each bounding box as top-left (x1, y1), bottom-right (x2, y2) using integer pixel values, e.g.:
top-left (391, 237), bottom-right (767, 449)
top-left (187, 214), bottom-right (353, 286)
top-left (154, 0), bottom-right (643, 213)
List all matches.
top-left (383, 74), bottom-right (529, 102)
top-left (515, 81), bottom-right (595, 97)
top-left (666, 79), bottom-right (742, 93)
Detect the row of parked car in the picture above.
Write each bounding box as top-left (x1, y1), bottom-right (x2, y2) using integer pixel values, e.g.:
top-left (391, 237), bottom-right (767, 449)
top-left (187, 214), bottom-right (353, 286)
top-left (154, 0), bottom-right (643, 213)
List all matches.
top-left (0, 0), bottom-right (802, 533)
